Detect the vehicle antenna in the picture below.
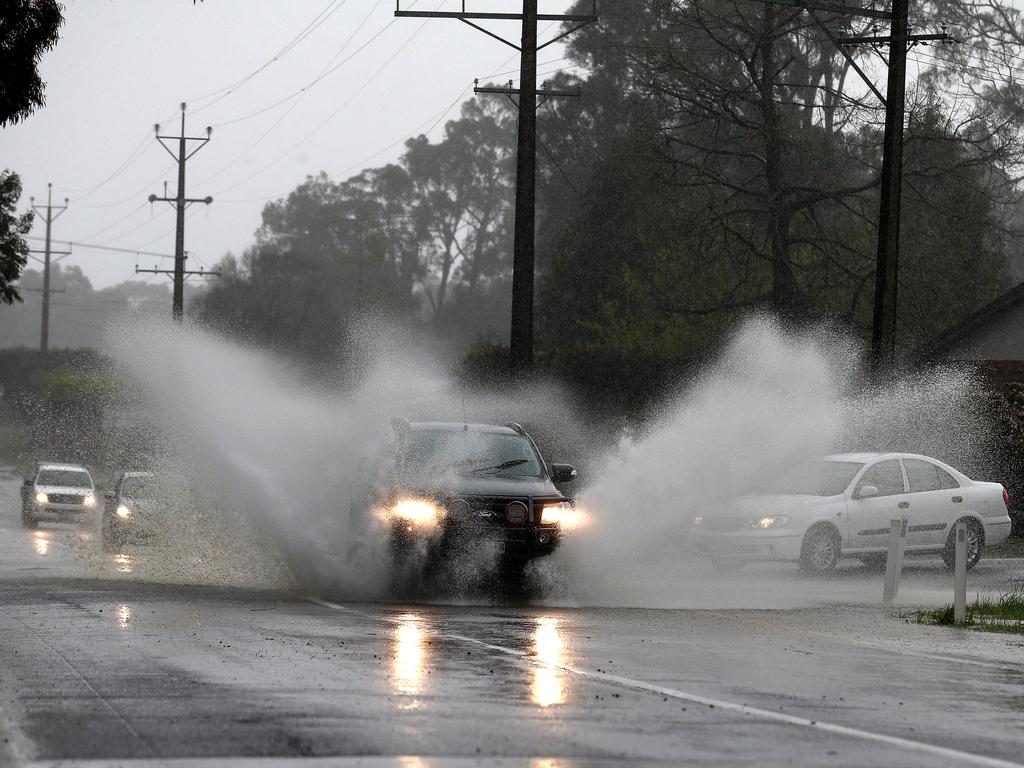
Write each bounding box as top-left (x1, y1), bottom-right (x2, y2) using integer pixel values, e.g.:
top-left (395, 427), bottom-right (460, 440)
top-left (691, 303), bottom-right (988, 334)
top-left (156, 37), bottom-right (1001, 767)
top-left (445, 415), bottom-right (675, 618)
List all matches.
top-left (462, 395), bottom-right (469, 431)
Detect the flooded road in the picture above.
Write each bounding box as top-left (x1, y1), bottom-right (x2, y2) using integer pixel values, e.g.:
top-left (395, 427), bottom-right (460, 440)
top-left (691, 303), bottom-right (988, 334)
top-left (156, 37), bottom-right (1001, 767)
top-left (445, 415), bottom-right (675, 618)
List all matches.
top-left (2, 480), bottom-right (1023, 767)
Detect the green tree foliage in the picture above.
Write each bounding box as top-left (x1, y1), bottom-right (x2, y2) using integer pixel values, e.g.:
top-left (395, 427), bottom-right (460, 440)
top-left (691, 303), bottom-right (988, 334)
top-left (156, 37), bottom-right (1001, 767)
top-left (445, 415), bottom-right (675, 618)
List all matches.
top-left (0, 0), bottom-right (64, 127)
top-left (0, 169), bottom-right (34, 305)
top-left (193, 0), bottom-right (1024, 410)
top-left (192, 172), bottom-right (417, 364)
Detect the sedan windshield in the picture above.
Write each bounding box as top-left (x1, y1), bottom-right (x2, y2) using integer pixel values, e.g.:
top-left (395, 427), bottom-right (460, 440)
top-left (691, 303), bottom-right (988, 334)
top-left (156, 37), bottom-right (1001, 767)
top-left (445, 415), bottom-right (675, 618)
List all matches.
top-left (121, 476), bottom-right (154, 498)
top-left (37, 469), bottom-right (92, 488)
top-left (769, 460), bottom-right (864, 496)
top-left (403, 430), bottom-right (542, 477)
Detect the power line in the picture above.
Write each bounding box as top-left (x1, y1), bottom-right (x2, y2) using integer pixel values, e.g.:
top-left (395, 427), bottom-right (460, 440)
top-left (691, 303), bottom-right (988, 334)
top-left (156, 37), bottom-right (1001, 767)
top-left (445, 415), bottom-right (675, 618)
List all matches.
top-left (194, 0), bottom-right (390, 187)
top-left (210, 17), bottom-right (431, 196)
top-left (24, 235), bottom-right (173, 259)
top-left (189, 0), bottom-right (351, 113)
top-left (211, 9), bottom-right (407, 129)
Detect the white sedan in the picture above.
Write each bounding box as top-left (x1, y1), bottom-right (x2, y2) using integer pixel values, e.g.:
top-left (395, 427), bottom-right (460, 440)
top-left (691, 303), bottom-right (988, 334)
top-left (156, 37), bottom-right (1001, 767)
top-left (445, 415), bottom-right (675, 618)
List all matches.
top-left (691, 453), bottom-right (1013, 574)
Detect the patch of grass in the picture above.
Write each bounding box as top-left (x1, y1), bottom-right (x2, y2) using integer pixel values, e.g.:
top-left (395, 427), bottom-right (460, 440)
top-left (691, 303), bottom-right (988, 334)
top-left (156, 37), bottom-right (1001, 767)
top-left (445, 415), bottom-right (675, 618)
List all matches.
top-left (911, 581), bottom-right (1024, 633)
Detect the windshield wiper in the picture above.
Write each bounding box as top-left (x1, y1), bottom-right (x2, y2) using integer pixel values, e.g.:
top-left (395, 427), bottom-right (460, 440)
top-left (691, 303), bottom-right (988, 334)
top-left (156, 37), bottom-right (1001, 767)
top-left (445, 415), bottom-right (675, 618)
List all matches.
top-left (470, 459), bottom-right (529, 474)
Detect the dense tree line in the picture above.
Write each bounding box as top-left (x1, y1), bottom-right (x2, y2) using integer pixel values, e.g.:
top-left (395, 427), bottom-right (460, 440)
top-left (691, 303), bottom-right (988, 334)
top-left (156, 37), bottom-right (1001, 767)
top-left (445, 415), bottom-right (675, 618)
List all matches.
top-left (193, 0), bottom-right (1024, 399)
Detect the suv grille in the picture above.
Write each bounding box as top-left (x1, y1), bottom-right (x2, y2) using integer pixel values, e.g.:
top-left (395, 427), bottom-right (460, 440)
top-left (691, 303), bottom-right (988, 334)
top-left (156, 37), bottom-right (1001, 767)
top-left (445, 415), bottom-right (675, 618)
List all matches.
top-left (48, 493), bottom-right (85, 505)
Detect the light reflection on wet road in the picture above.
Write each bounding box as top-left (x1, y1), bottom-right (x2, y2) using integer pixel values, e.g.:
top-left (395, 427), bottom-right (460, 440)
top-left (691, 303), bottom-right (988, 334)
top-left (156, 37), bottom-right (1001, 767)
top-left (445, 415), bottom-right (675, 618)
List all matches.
top-left (1, 481), bottom-right (1023, 767)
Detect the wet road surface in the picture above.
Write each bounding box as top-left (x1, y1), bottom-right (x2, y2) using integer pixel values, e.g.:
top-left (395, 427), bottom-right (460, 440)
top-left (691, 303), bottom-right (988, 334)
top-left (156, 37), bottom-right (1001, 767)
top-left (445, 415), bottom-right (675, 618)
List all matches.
top-left (2, 480), bottom-right (1023, 767)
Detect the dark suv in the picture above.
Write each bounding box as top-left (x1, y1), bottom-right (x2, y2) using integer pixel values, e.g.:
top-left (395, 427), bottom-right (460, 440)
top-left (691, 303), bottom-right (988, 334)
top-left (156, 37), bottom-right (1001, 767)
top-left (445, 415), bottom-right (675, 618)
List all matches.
top-left (372, 420), bottom-right (578, 581)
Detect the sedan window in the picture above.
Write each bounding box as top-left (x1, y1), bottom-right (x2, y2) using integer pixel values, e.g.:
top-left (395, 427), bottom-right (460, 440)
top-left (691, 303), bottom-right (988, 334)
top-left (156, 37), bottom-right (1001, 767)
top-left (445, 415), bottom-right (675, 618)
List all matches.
top-left (904, 458), bottom-right (959, 492)
top-left (855, 460), bottom-right (905, 496)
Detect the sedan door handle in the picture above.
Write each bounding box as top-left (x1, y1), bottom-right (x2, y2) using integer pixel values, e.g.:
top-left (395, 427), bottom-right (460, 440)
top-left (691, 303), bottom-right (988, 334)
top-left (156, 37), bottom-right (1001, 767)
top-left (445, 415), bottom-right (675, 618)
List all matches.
top-left (952, 496), bottom-right (963, 503)
top-left (897, 501), bottom-right (910, 509)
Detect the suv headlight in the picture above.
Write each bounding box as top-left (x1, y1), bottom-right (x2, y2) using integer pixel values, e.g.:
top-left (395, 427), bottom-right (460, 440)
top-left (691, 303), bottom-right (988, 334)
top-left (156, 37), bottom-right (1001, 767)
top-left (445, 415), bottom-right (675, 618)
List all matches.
top-left (84, 494), bottom-right (97, 508)
top-left (389, 498), bottom-right (444, 529)
top-left (541, 501), bottom-right (585, 530)
top-left (35, 491), bottom-right (48, 504)
top-left (116, 504), bottom-right (132, 519)
top-left (750, 515), bottom-right (790, 529)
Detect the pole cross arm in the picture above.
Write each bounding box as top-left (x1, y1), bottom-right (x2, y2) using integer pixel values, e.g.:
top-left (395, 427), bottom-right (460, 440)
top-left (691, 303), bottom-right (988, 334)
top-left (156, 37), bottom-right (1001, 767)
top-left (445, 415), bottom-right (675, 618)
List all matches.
top-left (394, 10), bottom-right (598, 23)
top-left (474, 84), bottom-right (582, 98)
top-left (753, 0), bottom-right (892, 20)
top-left (839, 32), bottom-right (953, 45)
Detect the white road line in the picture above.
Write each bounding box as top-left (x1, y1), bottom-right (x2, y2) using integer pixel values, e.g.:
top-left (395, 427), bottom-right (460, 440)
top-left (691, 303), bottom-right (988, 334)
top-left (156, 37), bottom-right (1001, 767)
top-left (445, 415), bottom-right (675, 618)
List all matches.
top-left (309, 598), bottom-right (1024, 768)
top-left (808, 634), bottom-right (1021, 671)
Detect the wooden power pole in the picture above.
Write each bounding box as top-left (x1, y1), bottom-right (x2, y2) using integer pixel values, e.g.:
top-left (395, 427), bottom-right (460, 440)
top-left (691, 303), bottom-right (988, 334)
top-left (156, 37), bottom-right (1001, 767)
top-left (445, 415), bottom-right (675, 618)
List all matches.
top-left (395, 2), bottom-right (598, 368)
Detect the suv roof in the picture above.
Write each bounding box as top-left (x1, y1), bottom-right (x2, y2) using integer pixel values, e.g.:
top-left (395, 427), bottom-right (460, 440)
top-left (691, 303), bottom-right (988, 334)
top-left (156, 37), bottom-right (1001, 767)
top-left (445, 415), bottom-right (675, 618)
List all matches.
top-left (405, 421), bottom-right (523, 436)
top-left (38, 463), bottom-right (90, 473)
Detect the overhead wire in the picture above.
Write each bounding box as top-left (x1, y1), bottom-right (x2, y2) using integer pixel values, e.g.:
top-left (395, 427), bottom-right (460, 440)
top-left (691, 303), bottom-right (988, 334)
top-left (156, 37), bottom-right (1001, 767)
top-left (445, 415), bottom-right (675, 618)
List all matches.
top-left (211, 4), bottom-right (410, 129)
top-left (188, 0), bottom-right (351, 113)
top-left (195, 0), bottom-right (390, 187)
top-left (209, 15), bottom-right (432, 196)
top-left (215, 20), bottom-right (566, 204)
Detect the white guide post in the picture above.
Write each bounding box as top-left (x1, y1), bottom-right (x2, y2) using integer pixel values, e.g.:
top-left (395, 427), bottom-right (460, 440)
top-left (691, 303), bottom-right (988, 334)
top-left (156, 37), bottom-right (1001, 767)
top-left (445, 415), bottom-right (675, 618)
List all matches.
top-left (954, 521), bottom-right (967, 623)
top-left (882, 517), bottom-right (908, 606)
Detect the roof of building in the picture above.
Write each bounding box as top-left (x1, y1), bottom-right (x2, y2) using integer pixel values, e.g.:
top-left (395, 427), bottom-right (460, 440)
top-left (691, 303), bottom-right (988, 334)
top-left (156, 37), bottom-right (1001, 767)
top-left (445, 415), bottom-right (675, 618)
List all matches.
top-left (915, 280), bottom-right (1024, 362)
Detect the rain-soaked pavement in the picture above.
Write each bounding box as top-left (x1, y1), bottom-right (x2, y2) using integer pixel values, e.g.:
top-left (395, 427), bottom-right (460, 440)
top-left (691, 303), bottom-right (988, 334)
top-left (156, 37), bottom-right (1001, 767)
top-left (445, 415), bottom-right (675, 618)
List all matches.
top-left (1, 478), bottom-right (1023, 768)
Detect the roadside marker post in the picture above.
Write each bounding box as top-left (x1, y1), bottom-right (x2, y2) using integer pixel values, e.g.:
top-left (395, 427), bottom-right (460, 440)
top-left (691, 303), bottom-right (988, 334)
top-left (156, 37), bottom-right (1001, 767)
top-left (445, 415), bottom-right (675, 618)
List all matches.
top-left (954, 522), bottom-right (967, 623)
top-left (883, 517), bottom-right (908, 606)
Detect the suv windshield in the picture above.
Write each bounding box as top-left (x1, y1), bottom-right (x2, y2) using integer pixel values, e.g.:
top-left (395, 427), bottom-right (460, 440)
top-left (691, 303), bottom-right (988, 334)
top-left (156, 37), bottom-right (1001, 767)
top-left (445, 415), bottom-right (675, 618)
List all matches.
top-left (37, 469), bottom-right (92, 488)
top-left (769, 460), bottom-right (864, 496)
top-left (403, 430), bottom-right (543, 477)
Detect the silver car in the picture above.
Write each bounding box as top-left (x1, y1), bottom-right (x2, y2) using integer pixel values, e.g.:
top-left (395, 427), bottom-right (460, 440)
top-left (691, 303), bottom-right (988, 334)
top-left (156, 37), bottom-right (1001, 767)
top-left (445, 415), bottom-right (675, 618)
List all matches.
top-left (22, 463), bottom-right (98, 528)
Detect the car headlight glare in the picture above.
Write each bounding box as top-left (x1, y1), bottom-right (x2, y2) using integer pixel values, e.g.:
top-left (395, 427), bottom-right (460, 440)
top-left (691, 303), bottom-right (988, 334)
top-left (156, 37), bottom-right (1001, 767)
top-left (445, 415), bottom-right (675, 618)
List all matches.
top-left (751, 515), bottom-right (790, 529)
top-left (84, 494), bottom-right (97, 508)
top-left (35, 491), bottom-right (48, 504)
top-left (115, 504), bottom-right (132, 519)
top-left (693, 515), bottom-right (704, 526)
top-left (542, 501), bottom-right (585, 530)
top-left (390, 498), bottom-right (443, 528)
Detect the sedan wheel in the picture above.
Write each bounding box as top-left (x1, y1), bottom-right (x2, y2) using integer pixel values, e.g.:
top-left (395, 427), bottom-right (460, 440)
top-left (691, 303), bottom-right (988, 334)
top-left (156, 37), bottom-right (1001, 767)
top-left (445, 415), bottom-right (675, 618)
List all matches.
top-left (799, 524), bottom-right (840, 574)
top-left (941, 519), bottom-right (984, 571)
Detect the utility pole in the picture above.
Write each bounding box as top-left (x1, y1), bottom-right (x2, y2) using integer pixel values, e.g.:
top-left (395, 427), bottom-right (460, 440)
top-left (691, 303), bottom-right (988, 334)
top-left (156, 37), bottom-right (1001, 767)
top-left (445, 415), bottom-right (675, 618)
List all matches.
top-left (28, 184), bottom-right (70, 353)
top-left (753, 0), bottom-right (950, 375)
top-left (149, 103), bottom-right (213, 321)
top-left (396, 1), bottom-right (598, 368)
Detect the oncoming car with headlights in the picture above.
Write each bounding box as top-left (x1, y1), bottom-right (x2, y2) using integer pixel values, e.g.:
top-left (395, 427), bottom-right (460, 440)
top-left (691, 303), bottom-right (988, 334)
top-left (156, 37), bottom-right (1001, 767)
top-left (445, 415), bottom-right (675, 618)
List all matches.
top-left (101, 471), bottom-right (156, 549)
top-left (691, 453), bottom-right (1012, 574)
top-left (21, 463), bottom-right (98, 528)
top-left (372, 420), bottom-right (581, 583)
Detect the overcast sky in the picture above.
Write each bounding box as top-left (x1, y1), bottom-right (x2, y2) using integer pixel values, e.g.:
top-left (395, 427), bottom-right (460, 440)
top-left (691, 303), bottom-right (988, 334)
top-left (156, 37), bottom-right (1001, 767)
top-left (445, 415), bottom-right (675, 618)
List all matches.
top-left (1, 1), bottom-right (577, 289)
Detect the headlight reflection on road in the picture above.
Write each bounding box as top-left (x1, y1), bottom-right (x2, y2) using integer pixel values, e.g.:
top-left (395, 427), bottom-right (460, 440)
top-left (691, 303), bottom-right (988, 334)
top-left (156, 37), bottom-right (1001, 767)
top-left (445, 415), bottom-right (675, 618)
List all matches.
top-left (33, 531), bottom-right (50, 557)
top-left (532, 617), bottom-right (568, 708)
top-left (117, 605), bottom-right (132, 630)
top-left (114, 553), bottom-right (134, 574)
top-left (392, 614), bottom-right (428, 701)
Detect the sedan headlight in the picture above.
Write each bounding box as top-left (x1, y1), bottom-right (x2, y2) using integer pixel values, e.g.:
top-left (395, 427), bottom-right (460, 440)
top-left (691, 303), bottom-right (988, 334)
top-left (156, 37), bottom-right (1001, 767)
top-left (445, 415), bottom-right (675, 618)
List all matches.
top-left (750, 515), bottom-right (790, 529)
top-left (83, 494), bottom-right (97, 508)
top-left (35, 492), bottom-right (48, 504)
top-left (389, 498), bottom-right (444, 529)
top-left (115, 504), bottom-right (132, 519)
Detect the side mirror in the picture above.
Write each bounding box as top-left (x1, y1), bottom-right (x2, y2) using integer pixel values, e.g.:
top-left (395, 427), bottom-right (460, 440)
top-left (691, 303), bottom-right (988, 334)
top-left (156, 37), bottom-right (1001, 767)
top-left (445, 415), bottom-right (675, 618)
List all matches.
top-left (23, 478), bottom-right (33, 486)
top-left (857, 485), bottom-right (879, 499)
top-left (551, 464), bottom-right (577, 483)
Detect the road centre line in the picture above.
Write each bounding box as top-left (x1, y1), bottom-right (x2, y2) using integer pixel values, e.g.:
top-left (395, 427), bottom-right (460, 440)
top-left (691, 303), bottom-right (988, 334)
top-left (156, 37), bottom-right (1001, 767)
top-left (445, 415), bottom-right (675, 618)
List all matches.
top-left (309, 598), bottom-right (1024, 768)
